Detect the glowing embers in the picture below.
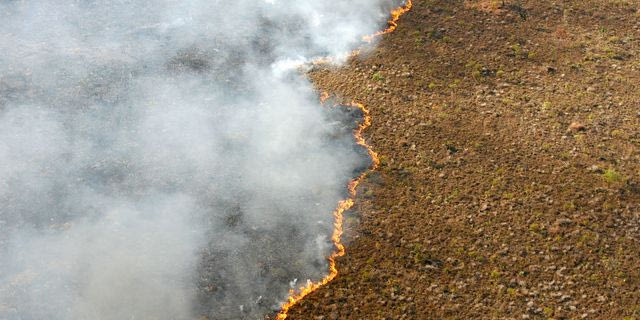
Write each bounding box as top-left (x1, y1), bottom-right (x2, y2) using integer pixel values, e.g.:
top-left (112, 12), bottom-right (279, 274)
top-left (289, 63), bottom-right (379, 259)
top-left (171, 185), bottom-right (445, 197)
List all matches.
top-left (275, 101), bottom-right (379, 320)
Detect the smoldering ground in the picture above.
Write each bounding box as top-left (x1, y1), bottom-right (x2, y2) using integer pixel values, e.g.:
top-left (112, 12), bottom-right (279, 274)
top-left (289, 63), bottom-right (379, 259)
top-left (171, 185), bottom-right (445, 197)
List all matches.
top-left (0, 0), bottom-right (397, 319)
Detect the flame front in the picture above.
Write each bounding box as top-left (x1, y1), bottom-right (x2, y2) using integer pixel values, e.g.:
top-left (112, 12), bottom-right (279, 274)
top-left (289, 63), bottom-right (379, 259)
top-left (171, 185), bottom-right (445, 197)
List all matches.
top-left (363, 0), bottom-right (413, 43)
top-left (275, 102), bottom-right (379, 320)
top-left (275, 2), bottom-right (411, 319)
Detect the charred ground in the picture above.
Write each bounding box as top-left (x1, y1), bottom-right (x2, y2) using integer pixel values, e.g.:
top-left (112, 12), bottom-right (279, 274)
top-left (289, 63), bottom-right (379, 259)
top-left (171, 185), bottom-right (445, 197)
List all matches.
top-left (288, 0), bottom-right (640, 319)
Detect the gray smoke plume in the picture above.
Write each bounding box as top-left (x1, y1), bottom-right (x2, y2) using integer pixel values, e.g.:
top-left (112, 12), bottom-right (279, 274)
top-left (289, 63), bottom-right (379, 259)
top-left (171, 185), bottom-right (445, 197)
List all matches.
top-left (0, 1), bottom-right (396, 319)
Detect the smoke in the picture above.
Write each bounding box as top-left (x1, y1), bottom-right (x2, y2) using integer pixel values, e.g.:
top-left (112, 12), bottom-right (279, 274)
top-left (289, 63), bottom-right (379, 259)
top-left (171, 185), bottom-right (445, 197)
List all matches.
top-left (0, 0), bottom-right (395, 319)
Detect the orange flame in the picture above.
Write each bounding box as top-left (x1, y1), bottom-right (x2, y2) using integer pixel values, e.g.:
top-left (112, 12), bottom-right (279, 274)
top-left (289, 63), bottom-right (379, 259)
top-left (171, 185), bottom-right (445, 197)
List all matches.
top-left (363, 0), bottom-right (413, 43)
top-left (275, 102), bottom-right (379, 320)
top-left (319, 91), bottom-right (330, 104)
top-left (275, 2), bottom-right (410, 318)
top-left (309, 0), bottom-right (412, 65)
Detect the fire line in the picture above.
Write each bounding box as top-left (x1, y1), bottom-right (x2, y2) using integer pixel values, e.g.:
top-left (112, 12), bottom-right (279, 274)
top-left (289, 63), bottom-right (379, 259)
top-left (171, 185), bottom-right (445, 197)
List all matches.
top-left (275, 2), bottom-right (412, 319)
top-left (275, 101), bottom-right (379, 320)
top-left (363, 0), bottom-right (413, 43)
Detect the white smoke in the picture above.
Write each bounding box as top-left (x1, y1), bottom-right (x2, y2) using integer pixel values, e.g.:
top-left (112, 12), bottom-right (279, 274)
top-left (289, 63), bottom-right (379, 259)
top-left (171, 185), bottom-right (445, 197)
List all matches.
top-left (0, 0), bottom-right (397, 319)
